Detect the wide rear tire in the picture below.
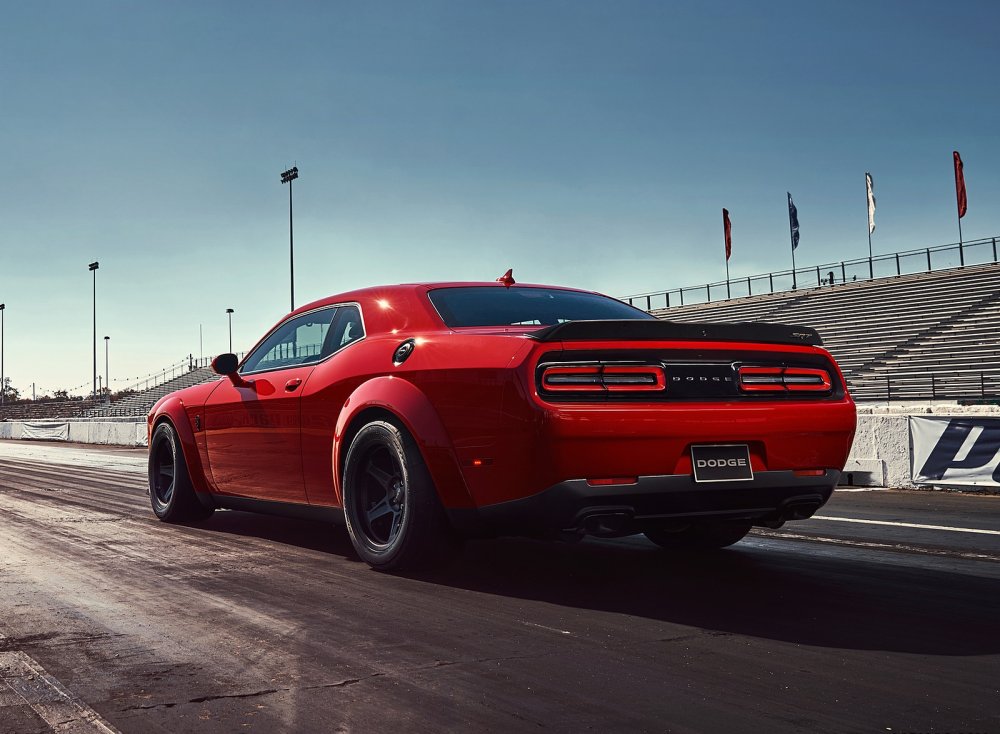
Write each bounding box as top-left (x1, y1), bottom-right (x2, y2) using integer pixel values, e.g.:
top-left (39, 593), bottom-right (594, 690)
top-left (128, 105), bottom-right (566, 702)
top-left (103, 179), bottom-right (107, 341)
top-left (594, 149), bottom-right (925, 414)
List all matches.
top-left (148, 422), bottom-right (214, 523)
top-left (342, 420), bottom-right (456, 571)
top-left (644, 521), bottom-right (751, 550)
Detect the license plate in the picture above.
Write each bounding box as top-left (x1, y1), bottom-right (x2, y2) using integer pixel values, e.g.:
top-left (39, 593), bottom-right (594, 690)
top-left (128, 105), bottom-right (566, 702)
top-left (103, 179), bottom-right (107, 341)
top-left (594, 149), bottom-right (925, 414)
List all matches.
top-left (691, 444), bottom-right (754, 483)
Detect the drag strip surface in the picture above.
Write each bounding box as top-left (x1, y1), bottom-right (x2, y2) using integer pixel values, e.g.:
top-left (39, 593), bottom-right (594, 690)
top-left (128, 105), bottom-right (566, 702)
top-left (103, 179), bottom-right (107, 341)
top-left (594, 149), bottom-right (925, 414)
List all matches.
top-left (1, 441), bottom-right (998, 733)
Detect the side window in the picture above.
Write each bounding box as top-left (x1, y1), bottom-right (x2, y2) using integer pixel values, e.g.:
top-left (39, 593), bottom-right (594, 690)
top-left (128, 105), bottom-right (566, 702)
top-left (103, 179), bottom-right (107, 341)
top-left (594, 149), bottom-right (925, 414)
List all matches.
top-left (322, 305), bottom-right (364, 356)
top-left (241, 307), bottom-right (338, 374)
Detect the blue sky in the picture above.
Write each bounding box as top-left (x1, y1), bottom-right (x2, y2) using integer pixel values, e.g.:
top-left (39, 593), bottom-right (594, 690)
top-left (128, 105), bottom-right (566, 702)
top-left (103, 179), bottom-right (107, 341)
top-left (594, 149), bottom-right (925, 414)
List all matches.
top-left (1, 1), bottom-right (998, 395)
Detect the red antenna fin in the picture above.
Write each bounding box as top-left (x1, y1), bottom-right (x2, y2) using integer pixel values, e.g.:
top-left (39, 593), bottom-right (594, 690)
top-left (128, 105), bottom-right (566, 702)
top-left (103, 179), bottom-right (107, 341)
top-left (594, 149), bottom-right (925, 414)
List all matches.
top-left (496, 269), bottom-right (515, 288)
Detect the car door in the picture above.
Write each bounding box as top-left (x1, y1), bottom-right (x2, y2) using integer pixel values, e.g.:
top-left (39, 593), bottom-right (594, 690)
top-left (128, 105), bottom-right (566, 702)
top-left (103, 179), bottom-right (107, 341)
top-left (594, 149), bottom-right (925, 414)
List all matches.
top-left (204, 306), bottom-right (339, 503)
top-left (298, 304), bottom-right (367, 505)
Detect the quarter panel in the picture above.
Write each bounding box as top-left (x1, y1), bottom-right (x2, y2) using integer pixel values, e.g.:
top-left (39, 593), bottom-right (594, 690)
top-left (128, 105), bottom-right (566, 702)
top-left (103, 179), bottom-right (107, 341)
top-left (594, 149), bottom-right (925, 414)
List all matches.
top-left (299, 339), bottom-right (388, 505)
top-left (331, 375), bottom-right (474, 509)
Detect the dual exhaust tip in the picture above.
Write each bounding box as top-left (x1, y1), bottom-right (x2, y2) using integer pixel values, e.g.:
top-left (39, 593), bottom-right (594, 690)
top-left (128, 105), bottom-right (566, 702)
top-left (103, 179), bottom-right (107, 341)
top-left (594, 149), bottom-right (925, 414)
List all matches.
top-left (573, 498), bottom-right (823, 537)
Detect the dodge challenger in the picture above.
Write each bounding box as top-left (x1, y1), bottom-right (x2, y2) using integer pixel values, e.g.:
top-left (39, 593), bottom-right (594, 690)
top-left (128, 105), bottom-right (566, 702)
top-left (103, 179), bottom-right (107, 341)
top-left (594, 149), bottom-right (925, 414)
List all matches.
top-left (147, 274), bottom-right (857, 570)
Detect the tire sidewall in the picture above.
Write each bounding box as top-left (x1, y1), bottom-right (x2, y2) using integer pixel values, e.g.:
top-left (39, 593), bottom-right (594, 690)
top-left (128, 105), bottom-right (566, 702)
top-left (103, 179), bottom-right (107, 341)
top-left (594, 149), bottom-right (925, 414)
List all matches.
top-left (149, 423), bottom-right (177, 518)
top-left (344, 421), bottom-right (416, 568)
top-left (148, 421), bottom-right (204, 522)
top-left (341, 420), bottom-right (458, 572)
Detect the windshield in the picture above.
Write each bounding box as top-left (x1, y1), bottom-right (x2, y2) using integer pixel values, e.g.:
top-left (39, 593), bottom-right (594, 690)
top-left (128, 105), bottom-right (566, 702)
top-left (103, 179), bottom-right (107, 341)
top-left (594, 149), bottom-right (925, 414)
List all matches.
top-left (427, 286), bottom-right (656, 327)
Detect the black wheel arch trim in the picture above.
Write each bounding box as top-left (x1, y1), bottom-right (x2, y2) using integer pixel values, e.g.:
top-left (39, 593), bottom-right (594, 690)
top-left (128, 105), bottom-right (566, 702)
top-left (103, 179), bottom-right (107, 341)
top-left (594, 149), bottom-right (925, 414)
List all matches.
top-left (149, 411), bottom-right (216, 510)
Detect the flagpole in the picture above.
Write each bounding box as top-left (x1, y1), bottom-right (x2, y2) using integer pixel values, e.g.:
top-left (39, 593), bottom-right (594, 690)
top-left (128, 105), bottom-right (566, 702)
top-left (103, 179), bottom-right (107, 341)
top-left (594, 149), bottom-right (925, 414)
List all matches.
top-left (866, 174), bottom-right (873, 280)
top-left (788, 199), bottom-right (797, 290)
top-left (867, 228), bottom-right (873, 279)
top-left (953, 151), bottom-right (967, 259)
top-left (722, 208), bottom-right (732, 299)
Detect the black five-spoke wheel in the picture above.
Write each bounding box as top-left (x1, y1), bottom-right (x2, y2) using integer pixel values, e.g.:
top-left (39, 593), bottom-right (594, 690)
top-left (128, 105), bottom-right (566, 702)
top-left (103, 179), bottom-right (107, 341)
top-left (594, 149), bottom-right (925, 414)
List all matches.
top-left (342, 420), bottom-right (455, 571)
top-left (151, 434), bottom-right (177, 508)
top-left (358, 443), bottom-right (407, 547)
top-left (148, 422), bottom-right (214, 522)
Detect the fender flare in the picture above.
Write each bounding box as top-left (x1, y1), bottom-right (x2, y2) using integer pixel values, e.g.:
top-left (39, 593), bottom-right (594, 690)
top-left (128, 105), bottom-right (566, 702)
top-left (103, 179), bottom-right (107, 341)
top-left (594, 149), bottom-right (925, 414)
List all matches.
top-left (333, 376), bottom-right (474, 509)
top-left (149, 396), bottom-right (215, 507)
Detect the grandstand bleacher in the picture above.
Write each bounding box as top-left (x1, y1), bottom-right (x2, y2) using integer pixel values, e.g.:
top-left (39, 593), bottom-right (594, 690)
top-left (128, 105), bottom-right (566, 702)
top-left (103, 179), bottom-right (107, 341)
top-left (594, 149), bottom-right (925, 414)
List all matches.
top-left (0, 366), bottom-right (219, 422)
top-left (652, 261), bottom-right (1000, 402)
top-left (83, 366), bottom-right (218, 417)
top-left (3, 262), bottom-right (999, 421)
top-left (0, 397), bottom-right (101, 422)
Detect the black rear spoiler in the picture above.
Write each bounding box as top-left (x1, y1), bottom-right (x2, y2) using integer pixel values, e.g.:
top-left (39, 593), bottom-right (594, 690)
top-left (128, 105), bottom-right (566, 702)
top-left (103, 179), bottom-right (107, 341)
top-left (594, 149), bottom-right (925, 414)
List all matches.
top-left (526, 320), bottom-right (823, 347)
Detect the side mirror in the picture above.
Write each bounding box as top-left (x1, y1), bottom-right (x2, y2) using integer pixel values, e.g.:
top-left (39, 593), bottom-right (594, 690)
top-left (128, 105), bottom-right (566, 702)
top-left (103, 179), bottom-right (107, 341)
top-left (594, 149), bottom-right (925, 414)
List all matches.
top-left (211, 353), bottom-right (240, 375)
top-left (212, 353), bottom-right (251, 388)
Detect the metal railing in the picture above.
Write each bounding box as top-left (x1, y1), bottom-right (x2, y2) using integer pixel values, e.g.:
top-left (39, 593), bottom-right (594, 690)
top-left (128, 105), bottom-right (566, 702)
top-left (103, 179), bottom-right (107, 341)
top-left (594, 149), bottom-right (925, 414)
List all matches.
top-left (114, 357), bottom-right (194, 395)
top-left (114, 353), bottom-right (245, 396)
top-left (851, 371), bottom-right (1000, 403)
top-left (624, 236), bottom-right (1000, 311)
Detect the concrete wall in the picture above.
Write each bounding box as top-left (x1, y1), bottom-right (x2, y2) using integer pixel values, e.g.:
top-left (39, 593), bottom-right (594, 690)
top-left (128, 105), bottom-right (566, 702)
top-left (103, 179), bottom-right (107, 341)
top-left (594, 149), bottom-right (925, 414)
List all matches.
top-left (844, 415), bottom-right (909, 487)
top-left (847, 404), bottom-right (1000, 489)
top-left (0, 420), bottom-right (147, 447)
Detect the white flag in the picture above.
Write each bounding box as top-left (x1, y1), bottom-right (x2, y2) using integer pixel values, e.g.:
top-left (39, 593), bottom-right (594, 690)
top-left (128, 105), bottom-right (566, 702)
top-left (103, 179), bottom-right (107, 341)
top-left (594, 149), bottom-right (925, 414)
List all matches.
top-left (866, 172), bottom-right (876, 235)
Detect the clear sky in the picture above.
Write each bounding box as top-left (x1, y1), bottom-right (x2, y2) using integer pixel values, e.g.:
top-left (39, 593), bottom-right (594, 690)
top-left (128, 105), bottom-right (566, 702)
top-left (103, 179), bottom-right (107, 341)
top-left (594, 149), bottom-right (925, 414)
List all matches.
top-left (1, 0), bottom-right (998, 396)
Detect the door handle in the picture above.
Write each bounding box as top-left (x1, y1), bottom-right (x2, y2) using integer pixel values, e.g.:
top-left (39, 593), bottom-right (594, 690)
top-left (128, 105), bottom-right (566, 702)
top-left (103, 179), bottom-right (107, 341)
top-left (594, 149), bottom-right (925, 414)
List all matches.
top-left (284, 378), bottom-right (303, 392)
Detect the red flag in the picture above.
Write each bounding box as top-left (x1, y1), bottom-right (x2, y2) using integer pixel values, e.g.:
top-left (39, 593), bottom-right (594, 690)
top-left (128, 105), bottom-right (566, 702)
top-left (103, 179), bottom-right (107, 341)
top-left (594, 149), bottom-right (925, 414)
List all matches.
top-left (722, 208), bottom-right (732, 261)
top-left (954, 151), bottom-right (967, 218)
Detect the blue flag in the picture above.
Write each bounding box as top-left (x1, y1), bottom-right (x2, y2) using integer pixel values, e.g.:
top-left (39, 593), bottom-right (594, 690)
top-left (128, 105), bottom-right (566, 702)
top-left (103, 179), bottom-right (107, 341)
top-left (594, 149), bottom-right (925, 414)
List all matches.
top-left (787, 192), bottom-right (800, 251)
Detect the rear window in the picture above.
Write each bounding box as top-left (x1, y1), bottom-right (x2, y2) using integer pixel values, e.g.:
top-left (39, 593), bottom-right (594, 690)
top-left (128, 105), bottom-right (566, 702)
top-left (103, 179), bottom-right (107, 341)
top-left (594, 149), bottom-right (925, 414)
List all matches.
top-left (427, 286), bottom-right (656, 327)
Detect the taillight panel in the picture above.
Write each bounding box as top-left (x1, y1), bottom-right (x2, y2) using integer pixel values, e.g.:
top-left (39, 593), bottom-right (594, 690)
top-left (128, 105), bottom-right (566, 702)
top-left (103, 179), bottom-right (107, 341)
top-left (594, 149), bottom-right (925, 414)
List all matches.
top-left (738, 366), bottom-right (832, 393)
top-left (540, 363), bottom-right (666, 394)
top-left (535, 349), bottom-right (844, 402)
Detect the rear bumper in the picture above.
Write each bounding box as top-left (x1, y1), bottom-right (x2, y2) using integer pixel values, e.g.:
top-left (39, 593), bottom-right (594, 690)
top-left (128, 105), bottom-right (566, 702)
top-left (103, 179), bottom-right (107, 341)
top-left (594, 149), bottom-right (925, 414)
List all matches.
top-left (447, 469), bottom-right (839, 538)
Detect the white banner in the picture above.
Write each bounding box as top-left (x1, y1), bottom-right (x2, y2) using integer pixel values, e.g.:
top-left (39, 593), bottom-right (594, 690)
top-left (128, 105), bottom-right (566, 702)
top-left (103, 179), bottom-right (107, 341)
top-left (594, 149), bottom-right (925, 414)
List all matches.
top-left (20, 421), bottom-right (70, 442)
top-left (910, 415), bottom-right (1000, 487)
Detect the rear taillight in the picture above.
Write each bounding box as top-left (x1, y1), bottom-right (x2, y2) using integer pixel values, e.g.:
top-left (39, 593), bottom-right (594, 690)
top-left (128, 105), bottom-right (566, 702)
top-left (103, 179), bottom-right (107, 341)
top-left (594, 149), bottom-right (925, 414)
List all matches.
top-left (541, 366), bottom-right (604, 392)
top-left (738, 366), bottom-right (832, 393)
top-left (541, 364), bottom-right (666, 393)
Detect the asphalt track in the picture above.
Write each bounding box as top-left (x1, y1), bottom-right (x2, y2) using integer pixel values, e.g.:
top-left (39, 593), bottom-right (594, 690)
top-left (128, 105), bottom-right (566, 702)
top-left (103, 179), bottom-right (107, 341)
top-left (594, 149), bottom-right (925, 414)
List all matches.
top-left (1, 441), bottom-right (998, 733)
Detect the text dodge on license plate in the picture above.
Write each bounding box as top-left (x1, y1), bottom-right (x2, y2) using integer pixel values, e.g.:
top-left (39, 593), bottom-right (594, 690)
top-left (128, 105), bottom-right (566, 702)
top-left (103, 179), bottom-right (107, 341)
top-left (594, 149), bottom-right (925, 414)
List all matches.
top-left (691, 444), bottom-right (754, 483)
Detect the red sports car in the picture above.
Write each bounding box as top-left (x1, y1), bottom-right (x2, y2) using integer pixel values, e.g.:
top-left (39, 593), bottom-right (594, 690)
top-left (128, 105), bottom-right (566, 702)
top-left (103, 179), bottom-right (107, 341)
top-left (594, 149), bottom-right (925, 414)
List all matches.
top-left (147, 276), bottom-right (856, 570)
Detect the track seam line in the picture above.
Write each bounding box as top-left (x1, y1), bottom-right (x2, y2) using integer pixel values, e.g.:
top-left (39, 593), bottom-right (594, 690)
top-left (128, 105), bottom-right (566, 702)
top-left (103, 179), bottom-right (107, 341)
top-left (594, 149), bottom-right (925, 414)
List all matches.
top-left (754, 530), bottom-right (1000, 561)
top-left (0, 651), bottom-right (122, 733)
top-left (814, 515), bottom-right (1000, 535)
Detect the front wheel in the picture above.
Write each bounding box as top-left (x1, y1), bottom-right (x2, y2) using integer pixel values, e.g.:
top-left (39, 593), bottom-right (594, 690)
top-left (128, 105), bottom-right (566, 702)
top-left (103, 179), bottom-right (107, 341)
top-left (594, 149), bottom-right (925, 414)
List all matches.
top-left (644, 521), bottom-right (751, 550)
top-left (148, 422), bottom-right (214, 523)
top-left (342, 420), bottom-right (456, 571)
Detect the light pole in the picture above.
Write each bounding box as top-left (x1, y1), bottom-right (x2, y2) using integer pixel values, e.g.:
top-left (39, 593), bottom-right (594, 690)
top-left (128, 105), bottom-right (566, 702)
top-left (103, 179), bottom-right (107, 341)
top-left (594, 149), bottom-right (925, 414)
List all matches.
top-left (0, 303), bottom-right (5, 406)
top-left (104, 336), bottom-right (110, 403)
top-left (280, 166), bottom-right (299, 312)
top-left (226, 308), bottom-right (234, 353)
top-left (89, 261), bottom-right (99, 398)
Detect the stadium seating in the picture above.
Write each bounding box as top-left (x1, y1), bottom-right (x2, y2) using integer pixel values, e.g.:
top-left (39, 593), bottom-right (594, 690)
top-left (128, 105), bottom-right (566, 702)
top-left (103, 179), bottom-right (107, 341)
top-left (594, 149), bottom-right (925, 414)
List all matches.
top-left (0, 367), bottom-right (219, 421)
top-left (83, 366), bottom-right (218, 417)
top-left (651, 262), bottom-right (1000, 402)
top-left (0, 398), bottom-right (101, 421)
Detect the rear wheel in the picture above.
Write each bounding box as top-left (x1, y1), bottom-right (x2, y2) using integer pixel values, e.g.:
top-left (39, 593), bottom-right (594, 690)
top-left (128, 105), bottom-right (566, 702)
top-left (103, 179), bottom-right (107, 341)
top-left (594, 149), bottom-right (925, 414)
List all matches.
top-left (148, 422), bottom-right (214, 522)
top-left (342, 420), bottom-right (455, 571)
top-left (644, 521), bottom-right (751, 550)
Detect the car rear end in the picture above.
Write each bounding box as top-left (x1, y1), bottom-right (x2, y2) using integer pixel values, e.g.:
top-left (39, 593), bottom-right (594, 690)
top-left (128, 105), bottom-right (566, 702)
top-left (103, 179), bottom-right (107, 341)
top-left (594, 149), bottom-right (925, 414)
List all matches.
top-left (424, 285), bottom-right (856, 541)
top-left (490, 321), bottom-right (856, 537)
